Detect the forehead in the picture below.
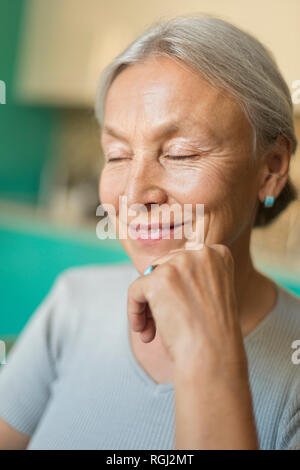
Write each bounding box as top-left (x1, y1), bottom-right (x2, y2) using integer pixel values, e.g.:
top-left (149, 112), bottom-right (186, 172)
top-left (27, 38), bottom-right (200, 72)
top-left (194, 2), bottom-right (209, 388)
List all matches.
top-left (102, 56), bottom-right (251, 143)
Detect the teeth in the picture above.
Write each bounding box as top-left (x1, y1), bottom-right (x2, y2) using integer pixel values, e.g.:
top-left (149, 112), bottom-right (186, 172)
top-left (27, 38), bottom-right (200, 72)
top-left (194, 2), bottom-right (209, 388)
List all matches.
top-left (140, 229), bottom-right (161, 236)
top-left (140, 226), bottom-right (174, 232)
top-left (139, 229), bottom-right (159, 234)
top-left (140, 229), bottom-right (168, 234)
top-left (134, 226), bottom-right (176, 239)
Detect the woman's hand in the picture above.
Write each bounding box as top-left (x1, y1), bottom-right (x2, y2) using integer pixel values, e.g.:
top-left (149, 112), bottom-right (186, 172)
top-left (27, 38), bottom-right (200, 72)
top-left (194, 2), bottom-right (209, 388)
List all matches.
top-left (127, 243), bottom-right (247, 377)
top-left (127, 244), bottom-right (259, 449)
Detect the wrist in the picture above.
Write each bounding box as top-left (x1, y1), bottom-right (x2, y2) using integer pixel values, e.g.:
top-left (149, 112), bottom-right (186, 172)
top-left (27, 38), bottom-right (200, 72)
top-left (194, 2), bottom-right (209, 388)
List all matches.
top-left (173, 348), bottom-right (249, 389)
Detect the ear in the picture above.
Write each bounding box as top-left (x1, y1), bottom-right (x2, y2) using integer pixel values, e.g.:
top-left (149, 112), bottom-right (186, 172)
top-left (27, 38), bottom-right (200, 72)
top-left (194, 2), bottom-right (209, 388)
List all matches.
top-left (257, 134), bottom-right (292, 203)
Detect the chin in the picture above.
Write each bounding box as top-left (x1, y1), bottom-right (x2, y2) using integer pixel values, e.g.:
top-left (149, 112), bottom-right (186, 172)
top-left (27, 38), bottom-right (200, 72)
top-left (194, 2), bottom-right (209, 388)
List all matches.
top-left (120, 238), bottom-right (179, 275)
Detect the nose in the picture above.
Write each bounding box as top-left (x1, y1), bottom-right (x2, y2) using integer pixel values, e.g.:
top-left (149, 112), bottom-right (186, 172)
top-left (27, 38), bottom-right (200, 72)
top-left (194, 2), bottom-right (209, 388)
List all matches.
top-left (124, 155), bottom-right (167, 209)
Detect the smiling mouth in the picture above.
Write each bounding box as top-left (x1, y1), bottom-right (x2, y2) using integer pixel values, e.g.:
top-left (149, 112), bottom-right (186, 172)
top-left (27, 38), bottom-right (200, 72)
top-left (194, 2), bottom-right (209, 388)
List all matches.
top-left (137, 222), bottom-right (181, 231)
top-left (130, 222), bottom-right (185, 241)
top-left (116, 217), bottom-right (194, 241)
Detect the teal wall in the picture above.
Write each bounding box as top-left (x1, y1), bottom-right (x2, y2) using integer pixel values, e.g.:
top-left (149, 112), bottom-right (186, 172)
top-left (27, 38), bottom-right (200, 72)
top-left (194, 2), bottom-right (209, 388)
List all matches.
top-left (0, 212), bottom-right (131, 337)
top-left (0, 1), bottom-right (131, 339)
top-left (0, 0), bottom-right (58, 204)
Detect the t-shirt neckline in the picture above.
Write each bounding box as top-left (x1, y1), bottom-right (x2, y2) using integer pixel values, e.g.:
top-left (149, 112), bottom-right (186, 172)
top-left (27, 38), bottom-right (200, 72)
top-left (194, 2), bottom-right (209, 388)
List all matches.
top-left (124, 316), bottom-right (174, 393)
top-left (243, 281), bottom-right (283, 344)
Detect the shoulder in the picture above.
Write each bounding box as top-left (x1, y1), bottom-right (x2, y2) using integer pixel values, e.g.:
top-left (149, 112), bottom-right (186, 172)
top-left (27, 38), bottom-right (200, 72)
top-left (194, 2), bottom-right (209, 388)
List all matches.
top-left (245, 281), bottom-right (300, 388)
top-left (34, 262), bottom-right (139, 357)
top-left (54, 262), bottom-right (139, 293)
top-left (51, 262), bottom-right (139, 312)
top-left (277, 284), bottom-right (300, 369)
top-left (269, 283), bottom-right (300, 389)
top-left (264, 282), bottom-right (300, 361)
top-left (275, 283), bottom-right (300, 334)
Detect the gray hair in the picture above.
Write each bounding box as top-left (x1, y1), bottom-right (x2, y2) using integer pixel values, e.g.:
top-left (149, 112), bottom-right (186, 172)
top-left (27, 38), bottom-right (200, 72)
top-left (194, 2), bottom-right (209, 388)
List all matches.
top-left (95, 13), bottom-right (298, 227)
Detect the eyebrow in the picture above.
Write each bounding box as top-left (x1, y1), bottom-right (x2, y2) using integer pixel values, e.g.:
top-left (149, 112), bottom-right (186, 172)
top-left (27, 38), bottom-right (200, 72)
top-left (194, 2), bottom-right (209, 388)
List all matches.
top-left (101, 122), bottom-right (181, 143)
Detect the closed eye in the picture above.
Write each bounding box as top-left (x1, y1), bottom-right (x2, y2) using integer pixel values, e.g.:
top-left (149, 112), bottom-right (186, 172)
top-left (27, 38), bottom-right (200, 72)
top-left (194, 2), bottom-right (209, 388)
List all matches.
top-left (106, 157), bottom-right (130, 162)
top-left (106, 155), bottom-right (200, 162)
top-left (165, 155), bottom-right (199, 160)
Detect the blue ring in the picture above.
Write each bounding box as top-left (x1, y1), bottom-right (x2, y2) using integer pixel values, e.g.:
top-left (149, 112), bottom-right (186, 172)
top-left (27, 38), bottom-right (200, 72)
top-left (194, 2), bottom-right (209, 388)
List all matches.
top-left (143, 265), bottom-right (154, 275)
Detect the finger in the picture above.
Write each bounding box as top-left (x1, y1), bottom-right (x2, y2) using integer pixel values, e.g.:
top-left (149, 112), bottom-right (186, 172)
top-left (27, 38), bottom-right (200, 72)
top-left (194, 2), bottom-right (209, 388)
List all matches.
top-left (149, 248), bottom-right (184, 267)
top-left (184, 205), bottom-right (205, 250)
top-left (140, 315), bottom-right (156, 343)
top-left (127, 277), bottom-right (151, 333)
top-left (206, 243), bottom-right (233, 263)
top-left (129, 303), bottom-right (147, 332)
top-left (137, 303), bottom-right (156, 341)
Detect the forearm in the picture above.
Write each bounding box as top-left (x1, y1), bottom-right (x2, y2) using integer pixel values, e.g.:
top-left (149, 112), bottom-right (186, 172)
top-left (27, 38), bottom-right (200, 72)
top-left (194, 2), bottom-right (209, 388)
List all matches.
top-left (173, 360), bottom-right (259, 450)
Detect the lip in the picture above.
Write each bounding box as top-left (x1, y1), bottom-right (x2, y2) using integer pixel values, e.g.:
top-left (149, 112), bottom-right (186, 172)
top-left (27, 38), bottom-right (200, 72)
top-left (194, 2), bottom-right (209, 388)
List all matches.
top-left (136, 222), bottom-right (181, 231)
top-left (117, 218), bottom-right (194, 244)
top-left (132, 223), bottom-right (184, 244)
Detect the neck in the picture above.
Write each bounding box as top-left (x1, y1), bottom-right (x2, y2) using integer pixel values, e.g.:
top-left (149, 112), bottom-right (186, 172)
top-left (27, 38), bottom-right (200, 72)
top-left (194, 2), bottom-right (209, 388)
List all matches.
top-left (229, 227), bottom-right (255, 313)
top-left (229, 227), bottom-right (277, 336)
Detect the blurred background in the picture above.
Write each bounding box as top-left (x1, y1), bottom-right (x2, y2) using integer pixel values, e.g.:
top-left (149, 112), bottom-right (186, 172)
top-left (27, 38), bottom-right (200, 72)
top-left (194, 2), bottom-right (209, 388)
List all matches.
top-left (0, 0), bottom-right (300, 353)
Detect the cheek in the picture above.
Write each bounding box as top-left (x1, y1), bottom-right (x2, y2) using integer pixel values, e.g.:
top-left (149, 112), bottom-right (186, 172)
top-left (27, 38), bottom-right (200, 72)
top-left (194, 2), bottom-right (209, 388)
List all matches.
top-left (174, 162), bottom-right (255, 231)
top-left (99, 167), bottom-right (123, 210)
top-left (195, 160), bottom-right (254, 208)
top-left (170, 164), bottom-right (231, 207)
top-left (200, 162), bottom-right (257, 236)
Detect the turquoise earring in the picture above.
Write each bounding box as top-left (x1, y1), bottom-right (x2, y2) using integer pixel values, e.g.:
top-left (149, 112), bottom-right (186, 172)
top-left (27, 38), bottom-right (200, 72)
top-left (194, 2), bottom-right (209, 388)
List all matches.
top-left (264, 196), bottom-right (275, 207)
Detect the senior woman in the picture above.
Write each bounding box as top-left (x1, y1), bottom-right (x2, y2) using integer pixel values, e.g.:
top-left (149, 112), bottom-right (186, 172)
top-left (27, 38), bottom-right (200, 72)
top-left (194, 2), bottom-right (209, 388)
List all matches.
top-left (0, 14), bottom-right (300, 451)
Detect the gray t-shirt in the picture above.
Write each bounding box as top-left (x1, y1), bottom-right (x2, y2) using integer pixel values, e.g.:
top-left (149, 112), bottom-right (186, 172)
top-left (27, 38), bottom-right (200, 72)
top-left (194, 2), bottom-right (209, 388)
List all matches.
top-left (0, 262), bottom-right (300, 450)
